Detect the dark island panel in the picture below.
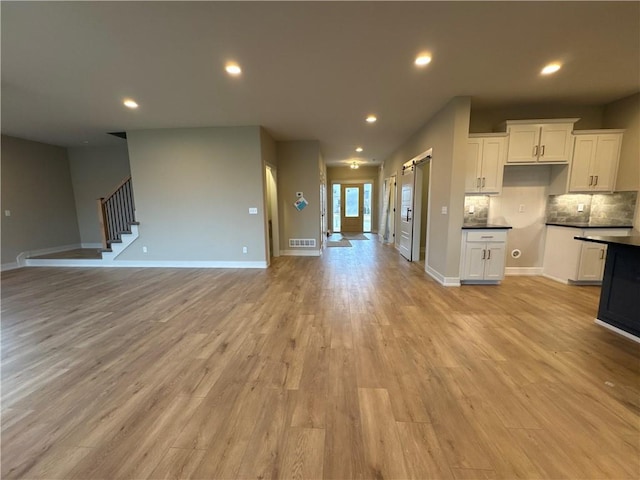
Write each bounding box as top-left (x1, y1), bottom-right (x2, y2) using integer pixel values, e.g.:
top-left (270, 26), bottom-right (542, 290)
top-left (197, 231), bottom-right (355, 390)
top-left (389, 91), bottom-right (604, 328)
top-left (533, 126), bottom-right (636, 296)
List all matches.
top-left (575, 235), bottom-right (640, 340)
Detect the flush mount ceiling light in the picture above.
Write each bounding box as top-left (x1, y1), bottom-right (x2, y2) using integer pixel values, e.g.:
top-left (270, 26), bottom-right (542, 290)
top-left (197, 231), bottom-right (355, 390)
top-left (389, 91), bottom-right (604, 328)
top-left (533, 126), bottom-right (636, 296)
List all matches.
top-left (225, 63), bottom-right (242, 75)
top-left (123, 99), bottom-right (138, 109)
top-left (366, 115), bottom-right (377, 123)
top-left (351, 161), bottom-right (359, 169)
top-left (355, 147), bottom-right (363, 152)
top-left (415, 54), bottom-right (432, 66)
top-left (541, 63), bottom-right (562, 75)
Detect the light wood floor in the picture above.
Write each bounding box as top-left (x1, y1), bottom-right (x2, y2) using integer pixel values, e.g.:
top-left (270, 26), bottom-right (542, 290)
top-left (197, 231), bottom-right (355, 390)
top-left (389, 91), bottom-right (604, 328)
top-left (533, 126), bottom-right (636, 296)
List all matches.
top-left (2, 239), bottom-right (639, 479)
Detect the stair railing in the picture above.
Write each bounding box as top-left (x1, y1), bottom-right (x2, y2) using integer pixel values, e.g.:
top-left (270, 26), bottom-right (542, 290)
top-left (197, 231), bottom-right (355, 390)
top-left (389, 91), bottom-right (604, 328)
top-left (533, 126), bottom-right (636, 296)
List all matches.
top-left (97, 176), bottom-right (137, 250)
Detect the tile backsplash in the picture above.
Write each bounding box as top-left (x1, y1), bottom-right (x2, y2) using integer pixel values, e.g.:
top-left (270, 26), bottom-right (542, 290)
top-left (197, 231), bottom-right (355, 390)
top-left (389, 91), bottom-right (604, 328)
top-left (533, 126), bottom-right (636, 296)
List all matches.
top-left (546, 191), bottom-right (637, 225)
top-left (464, 195), bottom-right (489, 224)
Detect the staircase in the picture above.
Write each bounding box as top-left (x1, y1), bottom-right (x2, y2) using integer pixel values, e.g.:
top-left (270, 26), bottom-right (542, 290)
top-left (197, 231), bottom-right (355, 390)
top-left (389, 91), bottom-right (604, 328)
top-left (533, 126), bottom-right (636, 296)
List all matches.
top-left (97, 176), bottom-right (139, 253)
top-left (21, 176), bottom-right (139, 268)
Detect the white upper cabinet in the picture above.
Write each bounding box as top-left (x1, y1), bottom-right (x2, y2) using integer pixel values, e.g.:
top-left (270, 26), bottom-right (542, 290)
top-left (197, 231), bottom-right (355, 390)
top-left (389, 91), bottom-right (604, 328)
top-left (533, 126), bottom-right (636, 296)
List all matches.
top-left (569, 131), bottom-right (623, 193)
top-left (465, 134), bottom-right (506, 194)
top-left (505, 119), bottom-right (578, 164)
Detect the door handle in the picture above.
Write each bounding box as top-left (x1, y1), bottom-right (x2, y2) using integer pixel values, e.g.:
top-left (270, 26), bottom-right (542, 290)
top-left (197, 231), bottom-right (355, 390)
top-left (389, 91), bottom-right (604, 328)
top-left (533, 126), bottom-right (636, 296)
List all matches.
top-left (594, 175), bottom-right (598, 186)
top-left (482, 177), bottom-right (486, 187)
top-left (533, 145), bottom-right (538, 157)
top-left (406, 208), bottom-right (411, 221)
top-left (477, 177), bottom-right (481, 188)
top-left (540, 145), bottom-right (545, 156)
top-left (600, 249), bottom-right (605, 259)
top-left (589, 176), bottom-right (593, 186)
top-left (482, 249), bottom-right (486, 260)
top-left (487, 249), bottom-right (491, 260)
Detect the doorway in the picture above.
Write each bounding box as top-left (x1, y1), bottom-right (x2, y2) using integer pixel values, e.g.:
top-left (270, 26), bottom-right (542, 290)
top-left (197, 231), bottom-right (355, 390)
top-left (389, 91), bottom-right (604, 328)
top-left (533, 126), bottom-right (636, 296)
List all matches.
top-left (265, 165), bottom-right (279, 261)
top-left (380, 175), bottom-right (396, 243)
top-left (332, 182), bottom-right (373, 233)
top-left (398, 149), bottom-right (432, 264)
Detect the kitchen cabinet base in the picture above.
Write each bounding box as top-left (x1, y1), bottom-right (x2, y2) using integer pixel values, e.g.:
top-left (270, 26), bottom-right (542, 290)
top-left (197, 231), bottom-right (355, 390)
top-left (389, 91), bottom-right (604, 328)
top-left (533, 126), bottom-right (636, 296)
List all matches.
top-left (595, 319), bottom-right (640, 344)
top-left (596, 242), bottom-right (640, 338)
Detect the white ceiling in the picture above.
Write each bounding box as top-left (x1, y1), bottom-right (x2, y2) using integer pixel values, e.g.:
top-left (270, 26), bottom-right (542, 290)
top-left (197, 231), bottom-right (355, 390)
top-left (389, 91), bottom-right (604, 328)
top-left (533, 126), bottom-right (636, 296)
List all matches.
top-left (2, 2), bottom-right (638, 166)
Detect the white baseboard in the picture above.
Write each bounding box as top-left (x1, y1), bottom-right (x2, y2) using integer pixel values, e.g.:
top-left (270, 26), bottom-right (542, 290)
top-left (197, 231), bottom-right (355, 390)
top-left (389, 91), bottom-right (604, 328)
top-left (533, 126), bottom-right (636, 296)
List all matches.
top-left (280, 249), bottom-right (321, 257)
top-left (595, 319), bottom-right (640, 343)
top-left (23, 259), bottom-right (269, 269)
top-left (1, 262), bottom-right (21, 272)
top-left (425, 265), bottom-right (460, 287)
top-left (506, 267), bottom-right (543, 276)
top-left (81, 242), bottom-right (103, 249)
top-left (541, 273), bottom-right (569, 284)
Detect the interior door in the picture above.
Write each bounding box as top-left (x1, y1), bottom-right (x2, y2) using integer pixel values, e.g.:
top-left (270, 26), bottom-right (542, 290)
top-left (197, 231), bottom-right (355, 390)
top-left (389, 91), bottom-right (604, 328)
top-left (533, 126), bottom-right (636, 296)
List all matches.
top-left (340, 184), bottom-right (363, 232)
top-left (399, 166), bottom-right (415, 260)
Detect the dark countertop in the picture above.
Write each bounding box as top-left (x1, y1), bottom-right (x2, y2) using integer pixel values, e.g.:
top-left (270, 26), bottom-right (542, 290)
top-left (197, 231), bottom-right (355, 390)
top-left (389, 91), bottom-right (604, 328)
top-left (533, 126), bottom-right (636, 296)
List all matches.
top-left (575, 235), bottom-right (640, 248)
top-left (462, 223), bottom-right (512, 230)
top-left (546, 222), bottom-right (633, 229)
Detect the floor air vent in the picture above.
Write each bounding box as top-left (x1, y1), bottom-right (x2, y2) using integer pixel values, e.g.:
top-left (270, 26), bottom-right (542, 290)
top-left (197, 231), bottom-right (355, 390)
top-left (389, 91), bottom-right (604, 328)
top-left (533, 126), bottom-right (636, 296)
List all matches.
top-left (289, 238), bottom-right (316, 248)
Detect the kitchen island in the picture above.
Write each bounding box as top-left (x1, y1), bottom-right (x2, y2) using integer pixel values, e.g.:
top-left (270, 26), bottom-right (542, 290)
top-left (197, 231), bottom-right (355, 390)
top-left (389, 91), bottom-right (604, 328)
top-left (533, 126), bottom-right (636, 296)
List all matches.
top-left (575, 235), bottom-right (640, 341)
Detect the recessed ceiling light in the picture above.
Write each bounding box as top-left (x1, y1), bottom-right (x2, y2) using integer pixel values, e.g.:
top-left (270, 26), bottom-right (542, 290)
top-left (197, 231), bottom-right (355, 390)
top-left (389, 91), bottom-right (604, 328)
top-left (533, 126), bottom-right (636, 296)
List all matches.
top-left (415, 54), bottom-right (432, 66)
top-left (356, 147), bottom-right (363, 152)
top-left (225, 63), bottom-right (242, 75)
top-left (541, 63), bottom-right (561, 75)
top-left (123, 99), bottom-right (138, 109)
top-left (366, 115), bottom-right (377, 123)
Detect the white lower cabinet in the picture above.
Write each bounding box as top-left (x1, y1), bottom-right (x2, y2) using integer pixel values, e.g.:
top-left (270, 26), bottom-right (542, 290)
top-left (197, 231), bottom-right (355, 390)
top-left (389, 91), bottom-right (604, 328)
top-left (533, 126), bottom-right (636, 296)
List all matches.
top-left (542, 226), bottom-right (631, 283)
top-left (461, 230), bottom-right (508, 283)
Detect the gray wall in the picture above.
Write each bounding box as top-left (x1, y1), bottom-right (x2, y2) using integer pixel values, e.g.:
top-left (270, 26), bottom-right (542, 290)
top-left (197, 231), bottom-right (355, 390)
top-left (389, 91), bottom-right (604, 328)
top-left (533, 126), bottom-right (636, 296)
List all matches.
top-left (603, 93), bottom-right (639, 193)
top-left (67, 145), bottom-right (131, 246)
top-left (381, 96), bottom-right (471, 280)
top-left (118, 126), bottom-right (268, 263)
top-left (469, 104), bottom-right (605, 133)
top-left (276, 141), bottom-right (321, 252)
top-left (327, 165), bottom-right (379, 233)
top-left (1, 135), bottom-right (80, 266)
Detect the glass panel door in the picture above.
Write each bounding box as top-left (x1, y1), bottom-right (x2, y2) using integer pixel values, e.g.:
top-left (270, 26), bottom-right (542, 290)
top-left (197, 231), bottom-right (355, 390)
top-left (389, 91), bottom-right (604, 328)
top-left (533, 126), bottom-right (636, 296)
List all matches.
top-left (341, 184), bottom-right (363, 232)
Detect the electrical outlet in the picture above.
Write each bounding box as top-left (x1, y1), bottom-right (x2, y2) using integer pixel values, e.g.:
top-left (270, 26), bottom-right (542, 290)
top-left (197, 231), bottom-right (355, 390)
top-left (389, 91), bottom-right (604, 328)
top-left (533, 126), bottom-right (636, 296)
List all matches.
top-left (468, 205), bottom-right (475, 214)
top-left (578, 203), bottom-right (585, 212)
top-left (519, 204), bottom-right (525, 213)
top-left (248, 207), bottom-right (258, 214)
top-left (142, 246), bottom-right (148, 253)
top-left (441, 206), bottom-right (448, 215)
top-left (242, 246), bottom-right (248, 254)
top-left (4, 210), bottom-right (11, 217)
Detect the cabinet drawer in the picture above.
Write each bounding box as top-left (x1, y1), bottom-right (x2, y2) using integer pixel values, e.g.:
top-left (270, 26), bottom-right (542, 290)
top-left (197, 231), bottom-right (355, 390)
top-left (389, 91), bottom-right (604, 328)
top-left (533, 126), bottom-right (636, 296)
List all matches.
top-left (466, 231), bottom-right (507, 243)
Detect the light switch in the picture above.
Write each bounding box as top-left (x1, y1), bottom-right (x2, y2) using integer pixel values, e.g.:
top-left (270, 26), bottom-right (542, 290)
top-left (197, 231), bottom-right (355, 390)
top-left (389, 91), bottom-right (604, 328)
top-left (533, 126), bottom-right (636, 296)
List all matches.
top-left (468, 205), bottom-right (475, 214)
top-left (577, 203), bottom-right (585, 212)
top-left (441, 206), bottom-right (448, 215)
top-left (249, 207), bottom-right (258, 214)
top-left (4, 210), bottom-right (10, 217)
top-left (519, 204), bottom-right (525, 213)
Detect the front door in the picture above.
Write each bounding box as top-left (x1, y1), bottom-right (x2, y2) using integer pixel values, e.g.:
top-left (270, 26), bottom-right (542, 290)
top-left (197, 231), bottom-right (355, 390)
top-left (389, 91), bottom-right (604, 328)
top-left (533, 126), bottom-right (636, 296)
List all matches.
top-left (341, 184), bottom-right (363, 232)
top-left (399, 166), bottom-right (415, 260)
